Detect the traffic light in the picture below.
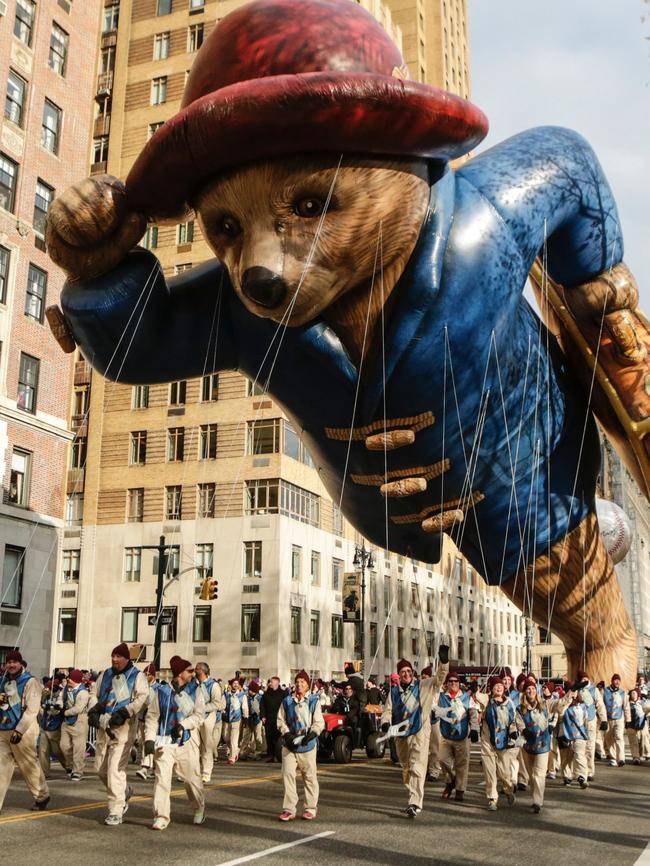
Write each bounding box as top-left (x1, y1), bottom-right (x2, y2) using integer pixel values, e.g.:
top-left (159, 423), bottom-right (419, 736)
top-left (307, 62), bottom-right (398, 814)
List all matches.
top-left (199, 578), bottom-right (218, 600)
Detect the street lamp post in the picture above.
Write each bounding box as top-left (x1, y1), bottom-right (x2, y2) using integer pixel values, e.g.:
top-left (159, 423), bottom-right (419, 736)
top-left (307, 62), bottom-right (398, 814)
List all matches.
top-left (353, 542), bottom-right (374, 669)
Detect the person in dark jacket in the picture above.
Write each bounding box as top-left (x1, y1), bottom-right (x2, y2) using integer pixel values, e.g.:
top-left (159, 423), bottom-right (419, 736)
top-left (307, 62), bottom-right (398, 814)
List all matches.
top-left (261, 677), bottom-right (287, 762)
top-left (331, 685), bottom-right (360, 734)
top-left (332, 664), bottom-right (367, 707)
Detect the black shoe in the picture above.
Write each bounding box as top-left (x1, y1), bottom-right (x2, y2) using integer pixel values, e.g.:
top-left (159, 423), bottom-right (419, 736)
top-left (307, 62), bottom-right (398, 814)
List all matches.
top-left (30, 797), bottom-right (50, 812)
top-left (426, 772), bottom-right (438, 783)
top-left (404, 804), bottom-right (419, 819)
top-left (578, 776), bottom-right (589, 789)
top-left (563, 778), bottom-right (572, 786)
top-left (587, 775), bottom-right (594, 782)
top-left (455, 790), bottom-right (464, 802)
top-left (532, 804), bottom-right (541, 814)
top-left (441, 781), bottom-right (454, 800)
top-left (618, 761), bottom-right (625, 767)
top-left (517, 782), bottom-right (527, 791)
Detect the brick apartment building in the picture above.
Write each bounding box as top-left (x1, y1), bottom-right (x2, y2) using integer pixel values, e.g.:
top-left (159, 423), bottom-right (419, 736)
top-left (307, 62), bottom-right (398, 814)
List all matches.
top-left (0, 0), bottom-right (101, 673)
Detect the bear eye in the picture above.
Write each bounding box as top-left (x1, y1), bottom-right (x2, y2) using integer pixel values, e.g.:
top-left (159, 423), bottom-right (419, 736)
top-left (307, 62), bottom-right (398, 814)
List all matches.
top-left (218, 215), bottom-right (241, 239)
top-left (294, 197), bottom-right (325, 218)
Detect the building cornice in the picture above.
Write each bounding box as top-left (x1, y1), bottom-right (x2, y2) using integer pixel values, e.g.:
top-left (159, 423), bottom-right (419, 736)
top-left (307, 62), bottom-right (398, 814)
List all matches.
top-left (0, 402), bottom-right (74, 442)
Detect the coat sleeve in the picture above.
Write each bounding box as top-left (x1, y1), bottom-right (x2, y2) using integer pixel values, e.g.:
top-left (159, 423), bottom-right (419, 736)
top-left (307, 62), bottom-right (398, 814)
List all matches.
top-left (16, 678), bottom-right (43, 734)
top-left (203, 682), bottom-right (222, 714)
top-left (182, 688), bottom-right (205, 732)
top-left (144, 691), bottom-right (161, 742)
top-left (380, 690), bottom-right (393, 727)
top-left (126, 672), bottom-right (149, 718)
top-left (310, 701), bottom-right (325, 736)
top-left (277, 701), bottom-right (289, 736)
top-left (241, 694), bottom-right (249, 719)
top-left (594, 688), bottom-right (607, 724)
top-left (624, 694), bottom-right (631, 724)
top-left (64, 689), bottom-right (90, 718)
top-left (458, 126), bottom-right (623, 287)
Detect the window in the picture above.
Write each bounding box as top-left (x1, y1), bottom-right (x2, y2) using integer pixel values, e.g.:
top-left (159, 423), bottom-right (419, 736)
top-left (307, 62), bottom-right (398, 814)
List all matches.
top-left (241, 604), bottom-right (261, 642)
top-left (49, 23), bottom-right (69, 75)
top-left (426, 631), bottom-right (434, 656)
top-left (178, 220), bottom-right (194, 243)
top-left (244, 541), bottom-right (262, 578)
top-left (197, 482), bottom-right (215, 518)
top-left (142, 225), bottom-right (158, 248)
top-left (93, 136), bottom-right (109, 165)
top-left (100, 47), bottom-right (115, 74)
top-left (8, 449), bottom-right (31, 506)
top-left (121, 607), bottom-right (138, 642)
top-left (132, 385), bottom-right (149, 409)
top-left (411, 629), bottom-right (418, 656)
top-left (195, 543), bottom-right (213, 579)
top-left (169, 380), bottom-right (186, 405)
top-left (188, 22), bottom-right (204, 51)
top-left (457, 636), bottom-right (465, 661)
top-left (426, 588), bottom-right (433, 615)
top-left (282, 421), bottom-right (313, 466)
top-left (331, 614), bottom-right (344, 648)
top-left (291, 545), bottom-right (301, 581)
top-left (369, 574), bottom-right (377, 610)
top-left (290, 606), bottom-right (301, 644)
top-left (127, 488), bottom-right (144, 523)
top-left (247, 418), bottom-right (280, 454)
top-left (245, 479), bottom-right (320, 526)
top-left (161, 546), bottom-right (180, 578)
top-left (167, 426), bottom-right (184, 462)
top-left (397, 627), bottom-right (404, 658)
top-left (383, 626), bottom-right (391, 658)
top-left (190, 0), bottom-right (205, 9)
top-left (454, 557), bottom-right (462, 583)
top-left (17, 353), bottom-right (39, 412)
top-left (73, 388), bottom-right (88, 417)
top-left (2, 545), bottom-right (24, 607)
top-left (193, 606), bottom-right (211, 642)
top-left (161, 606), bottom-right (177, 642)
top-left (65, 493), bottom-right (83, 527)
top-left (201, 373), bottom-right (218, 401)
top-left (5, 71), bottom-right (27, 127)
top-left (332, 557), bottom-right (343, 591)
top-left (310, 551), bottom-right (320, 585)
top-left (103, 5), bottom-right (119, 32)
top-left (539, 626), bottom-right (549, 644)
top-left (124, 547), bottom-right (141, 582)
top-left (456, 596), bottom-right (464, 622)
top-left (58, 609), bottom-right (77, 642)
top-left (34, 181), bottom-right (54, 238)
top-left (151, 76), bottom-right (168, 105)
top-left (310, 610), bottom-right (320, 646)
top-left (0, 153), bottom-right (18, 213)
top-left (62, 550), bottom-right (80, 583)
top-left (0, 245), bottom-right (9, 303)
top-left (25, 265), bottom-right (47, 322)
top-left (14, 0), bottom-right (36, 47)
top-left (541, 656), bottom-right (552, 679)
top-left (469, 638), bottom-right (475, 662)
top-left (157, 0), bottom-right (172, 13)
top-left (153, 32), bottom-right (170, 60)
top-left (332, 503), bottom-right (344, 535)
top-left (468, 600), bottom-right (475, 624)
top-left (384, 578), bottom-right (390, 613)
top-left (165, 485), bottom-right (182, 520)
top-left (130, 431), bottom-right (147, 464)
top-left (369, 622), bottom-right (378, 657)
top-left (247, 378), bottom-right (264, 397)
top-left (174, 262), bottom-right (193, 275)
top-left (199, 423), bottom-right (217, 459)
top-left (397, 579), bottom-right (404, 612)
top-left (69, 436), bottom-right (86, 469)
top-left (41, 100), bottom-right (62, 154)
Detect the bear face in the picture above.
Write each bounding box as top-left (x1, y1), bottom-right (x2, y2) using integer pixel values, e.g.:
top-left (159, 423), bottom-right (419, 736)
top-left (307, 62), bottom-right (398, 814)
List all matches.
top-left (195, 155), bottom-right (430, 330)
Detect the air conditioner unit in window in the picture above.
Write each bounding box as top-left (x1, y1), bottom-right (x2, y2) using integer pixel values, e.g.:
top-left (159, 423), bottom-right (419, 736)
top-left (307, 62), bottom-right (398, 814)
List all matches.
top-left (0, 1), bottom-right (7, 16)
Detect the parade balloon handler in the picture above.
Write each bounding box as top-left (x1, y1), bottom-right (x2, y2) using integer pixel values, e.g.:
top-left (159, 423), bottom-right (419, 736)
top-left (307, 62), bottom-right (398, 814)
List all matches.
top-left (435, 667), bottom-right (478, 803)
top-left (473, 676), bottom-right (518, 812)
top-left (38, 677), bottom-right (68, 779)
top-left (277, 670), bottom-right (324, 821)
top-left (144, 655), bottom-right (206, 831)
top-left (626, 689), bottom-right (650, 764)
top-left (419, 663), bottom-right (443, 782)
top-left (572, 669), bottom-right (607, 782)
top-left (58, 668), bottom-right (90, 782)
top-left (556, 686), bottom-right (591, 788)
top-left (380, 644), bottom-right (449, 818)
top-left (194, 662), bottom-right (225, 782)
top-left (0, 651), bottom-right (50, 814)
top-left (223, 677), bottom-right (249, 764)
top-left (89, 643), bottom-right (148, 826)
top-left (46, 0), bottom-right (649, 685)
top-left (603, 674), bottom-right (631, 766)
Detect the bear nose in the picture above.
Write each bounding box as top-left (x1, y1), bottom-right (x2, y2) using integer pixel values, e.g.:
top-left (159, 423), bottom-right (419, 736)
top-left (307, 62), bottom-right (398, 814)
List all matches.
top-left (241, 267), bottom-right (288, 308)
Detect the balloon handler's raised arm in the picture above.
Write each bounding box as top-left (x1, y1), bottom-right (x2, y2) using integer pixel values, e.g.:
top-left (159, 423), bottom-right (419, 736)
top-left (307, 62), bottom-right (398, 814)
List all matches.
top-left (45, 176), bottom-right (236, 384)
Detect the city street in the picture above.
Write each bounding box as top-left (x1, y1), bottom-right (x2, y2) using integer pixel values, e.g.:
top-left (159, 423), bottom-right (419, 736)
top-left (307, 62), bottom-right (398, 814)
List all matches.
top-left (2, 753), bottom-right (649, 866)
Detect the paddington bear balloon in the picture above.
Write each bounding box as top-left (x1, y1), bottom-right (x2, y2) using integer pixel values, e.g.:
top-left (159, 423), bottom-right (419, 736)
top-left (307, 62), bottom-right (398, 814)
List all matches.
top-left (46, 0), bottom-right (650, 686)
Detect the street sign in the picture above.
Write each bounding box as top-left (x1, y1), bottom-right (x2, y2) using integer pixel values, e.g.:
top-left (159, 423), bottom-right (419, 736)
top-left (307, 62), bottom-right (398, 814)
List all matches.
top-left (148, 615), bottom-right (173, 626)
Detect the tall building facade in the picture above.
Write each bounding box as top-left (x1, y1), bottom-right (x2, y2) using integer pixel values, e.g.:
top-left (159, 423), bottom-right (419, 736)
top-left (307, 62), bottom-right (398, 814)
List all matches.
top-left (50, 0), bottom-right (527, 681)
top-left (0, 0), bottom-right (101, 672)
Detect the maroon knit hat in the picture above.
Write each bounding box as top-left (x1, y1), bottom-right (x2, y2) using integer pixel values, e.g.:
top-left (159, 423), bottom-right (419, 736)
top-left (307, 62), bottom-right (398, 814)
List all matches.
top-left (396, 658), bottom-right (413, 673)
top-left (420, 665), bottom-right (433, 677)
top-left (577, 669), bottom-right (589, 681)
top-left (523, 677), bottom-right (537, 690)
top-left (111, 643), bottom-right (130, 660)
top-left (295, 669), bottom-right (311, 687)
top-left (169, 655), bottom-right (193, 677)
top-left (5, 650), bottom-right (25, 665)
top-left (125, 0), bottom-right (488, 221)
top-left (68, 669), bottom-right (83, 684)
top-left (143, 663), bottom-right (157, 676)
top-left (445, 671), bottom-right (460, 685)
top-left (515, 672), bottom-right (527, 688)
top-left (488, 675), bottom-right (504, 691)
top-left (611, 673), bottom-right (621, 682)
top-left (248, 680), bottom-right (260, 695)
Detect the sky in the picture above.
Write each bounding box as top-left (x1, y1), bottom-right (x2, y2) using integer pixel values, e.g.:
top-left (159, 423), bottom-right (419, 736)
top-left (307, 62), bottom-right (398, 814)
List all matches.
top-left (468, 0), bottom-right (650, 311)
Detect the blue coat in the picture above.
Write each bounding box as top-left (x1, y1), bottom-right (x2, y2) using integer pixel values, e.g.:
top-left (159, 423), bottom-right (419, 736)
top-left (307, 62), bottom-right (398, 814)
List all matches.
top-left (60, 127), bottom-right (620, 584)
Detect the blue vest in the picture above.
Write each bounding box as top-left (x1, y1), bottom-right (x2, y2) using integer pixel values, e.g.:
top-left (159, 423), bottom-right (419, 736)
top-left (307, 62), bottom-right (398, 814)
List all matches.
top-left (390, 682), bottom-right (423, 737)
top-left (156, 681), bottom-right (198, 745)
top-left (578, 684), bottom-right (598, 722)
top-left (248, 692), bottom-right (262, 725)
top-left (604, 686), bottom-right (624, 721)
top-left (560, 703), bottom-right (588, 742)
top-left (225, 690), bottom-right (245, 723)
top-left (629, 701), bottom-right (646, 731)
top-left (98, 664), bottom-right (140, 714)
top-left (40, 691), bottom-right (63, 732)
top-left (438, 691), bottom-right (472, 741)
top-left (484, 697), bottom-right (515, 750)
top-left (0, 671), bottom-right (32, 731)
top-left (282, 693), bottom-right (320, 753)
top-left (517, 702), bottom-right (551, 755)
top-left (199, 677), bottom-right (221, 720)
top-left (62, 685), bottom-right (85, 726)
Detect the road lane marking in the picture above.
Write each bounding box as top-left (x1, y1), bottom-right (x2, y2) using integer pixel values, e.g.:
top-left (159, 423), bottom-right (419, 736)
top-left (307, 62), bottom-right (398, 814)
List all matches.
top-left (634, 840), bottom-right (650, 865)
top-left (215, 831), bottom-right (335, 866)
top-left (0, 761), bottom-right (369, 826)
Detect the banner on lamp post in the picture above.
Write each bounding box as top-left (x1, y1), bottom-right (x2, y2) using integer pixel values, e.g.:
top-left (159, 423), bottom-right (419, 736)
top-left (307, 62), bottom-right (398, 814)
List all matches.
top-left (342, 571), bottom-right (362, 621)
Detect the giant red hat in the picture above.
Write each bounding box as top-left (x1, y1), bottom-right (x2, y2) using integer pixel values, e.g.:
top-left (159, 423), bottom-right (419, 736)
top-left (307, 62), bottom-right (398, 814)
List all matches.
top-left (125, 0), bottom-right (488, 221)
